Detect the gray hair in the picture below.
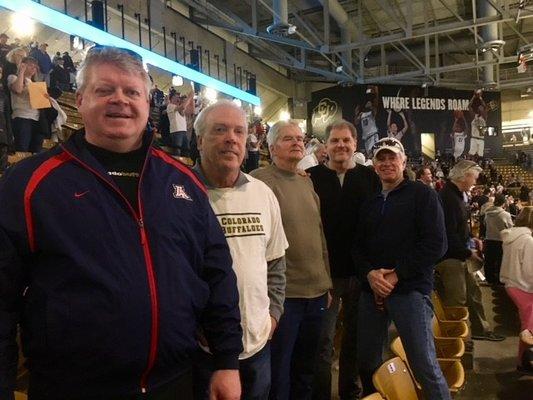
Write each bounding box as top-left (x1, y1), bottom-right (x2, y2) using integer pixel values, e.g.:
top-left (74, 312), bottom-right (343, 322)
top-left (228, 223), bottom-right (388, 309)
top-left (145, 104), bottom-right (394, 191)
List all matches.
top-left (267, 120), bottom-right (300, 147)
top-left (325, 120), bottom-right (357, 142)
top-left (193, 100), bottom-right (248, 137)
top-left (76, 46), bottom-right (152, 99)
top-left (448, 160), bottom-right (482, 182)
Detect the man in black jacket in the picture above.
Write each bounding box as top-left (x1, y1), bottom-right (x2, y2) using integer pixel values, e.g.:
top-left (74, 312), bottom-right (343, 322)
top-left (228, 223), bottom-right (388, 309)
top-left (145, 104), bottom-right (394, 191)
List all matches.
top-left (308, 120), bottom-right (380, 400)
top-left (353, 138), bottom-right (450, 399)
top-left (436, 160), bottom-right (504, 341)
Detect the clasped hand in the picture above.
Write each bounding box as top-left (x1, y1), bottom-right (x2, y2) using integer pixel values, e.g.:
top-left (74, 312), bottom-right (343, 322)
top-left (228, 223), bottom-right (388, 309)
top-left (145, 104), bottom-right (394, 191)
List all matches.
top-left (367, 268), bottom-right (398, 298)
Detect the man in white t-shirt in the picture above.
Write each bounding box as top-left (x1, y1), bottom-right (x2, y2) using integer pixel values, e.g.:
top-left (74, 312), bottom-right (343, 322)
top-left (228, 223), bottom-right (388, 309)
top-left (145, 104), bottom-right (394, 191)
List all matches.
top-left (166, 90), bottom-right (193, 156)
top-left (192, 100), bottom-right (288, 400)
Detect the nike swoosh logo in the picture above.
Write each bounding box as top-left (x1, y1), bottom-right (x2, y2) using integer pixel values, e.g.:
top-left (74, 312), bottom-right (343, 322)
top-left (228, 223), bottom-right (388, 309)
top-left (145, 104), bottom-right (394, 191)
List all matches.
top-left (74, 190), bottom-right (90, 198)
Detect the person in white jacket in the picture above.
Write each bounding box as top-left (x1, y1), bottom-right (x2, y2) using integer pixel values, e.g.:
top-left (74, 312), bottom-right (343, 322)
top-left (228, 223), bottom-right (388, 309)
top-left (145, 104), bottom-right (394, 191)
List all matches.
top-left (500, 206), bottom-right (533, 374)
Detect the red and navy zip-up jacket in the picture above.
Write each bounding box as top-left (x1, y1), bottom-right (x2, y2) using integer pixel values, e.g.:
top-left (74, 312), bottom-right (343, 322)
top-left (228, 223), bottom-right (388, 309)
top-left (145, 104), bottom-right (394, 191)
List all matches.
top-left (0, 131), bottom-right (243, 399)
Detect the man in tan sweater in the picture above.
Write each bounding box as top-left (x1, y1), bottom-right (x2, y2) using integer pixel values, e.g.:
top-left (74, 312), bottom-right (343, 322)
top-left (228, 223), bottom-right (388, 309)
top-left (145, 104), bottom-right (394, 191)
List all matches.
top-left (251, 121), bottom-right (332, 400)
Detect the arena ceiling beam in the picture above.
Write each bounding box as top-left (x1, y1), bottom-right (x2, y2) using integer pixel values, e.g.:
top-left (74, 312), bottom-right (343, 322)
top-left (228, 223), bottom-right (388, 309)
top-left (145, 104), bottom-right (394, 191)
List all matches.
top-left (330, 13), bottom-right (533, 53)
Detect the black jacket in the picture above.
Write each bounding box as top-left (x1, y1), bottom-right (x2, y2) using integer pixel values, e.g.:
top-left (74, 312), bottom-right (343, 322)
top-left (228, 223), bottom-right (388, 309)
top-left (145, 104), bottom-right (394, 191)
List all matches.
top-left (439, 181), bottom-right (472, 261)
top-left (307, 163), bottom-right (380, 278)
top-left (353, 179), bottom-right (447, 295)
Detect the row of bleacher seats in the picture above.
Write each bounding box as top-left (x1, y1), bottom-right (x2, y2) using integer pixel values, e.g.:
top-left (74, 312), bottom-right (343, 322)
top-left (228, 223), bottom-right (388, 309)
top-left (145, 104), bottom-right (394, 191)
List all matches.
top-left (491, 161), bottom-right (533, 188)
top-left (361, 292), bottom-right (469, 400)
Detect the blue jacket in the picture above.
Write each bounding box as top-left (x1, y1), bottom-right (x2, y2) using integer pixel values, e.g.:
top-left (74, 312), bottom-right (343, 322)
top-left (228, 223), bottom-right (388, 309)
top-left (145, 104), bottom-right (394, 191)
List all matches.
top-left (29, 48), bottom-right (53, 75)
top-left (0, 131), bottom-right (242, 399)
top-left (352, 179), bottom-right (448, 295)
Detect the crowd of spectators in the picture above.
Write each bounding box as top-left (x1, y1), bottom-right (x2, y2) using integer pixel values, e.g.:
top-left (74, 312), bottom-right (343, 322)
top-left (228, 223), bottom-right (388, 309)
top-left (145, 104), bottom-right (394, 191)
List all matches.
top-left (513, 149), bottom-right (532, 170)
top-left (0, 36), bottom-right (74, 170)
top-left (0, 44), bottom-right (532, 400)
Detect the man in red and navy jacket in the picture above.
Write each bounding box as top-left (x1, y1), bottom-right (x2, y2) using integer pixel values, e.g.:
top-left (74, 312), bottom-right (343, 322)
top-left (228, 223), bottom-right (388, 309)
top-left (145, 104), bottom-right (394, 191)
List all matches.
top-left (0, 46), bottom-right (242, 400)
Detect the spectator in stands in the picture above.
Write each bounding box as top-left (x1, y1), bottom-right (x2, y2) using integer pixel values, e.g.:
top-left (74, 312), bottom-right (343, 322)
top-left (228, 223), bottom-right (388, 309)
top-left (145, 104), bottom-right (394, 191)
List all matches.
top-left (471, 187), bottom-right (488, 234)
top-left (50, 56), bottom-right (71, 92)
top-left (297, 142), bottom-right (326, 171)
top-left (404, 164), bottom-right (416, 180)
top-left (2, 47), bottom-right (28, 152)
top-left (244, 125), bottom-right (262, 172)
top-left (484, 194), bottom-right (513, 285)
top-left (166, 90), bottom-right (193, 156)
top-left (352, 137), bottom-right (450, 399)
top-left (62, 51), bottom-right (77, 88)
top-left (435, 176), bottom-right (445, 191)
top-left (489, 164), bottom-right (498, 183)
top-left (500, 206), bottom-right (533, 374)
top-left (477, 187), bottom-right (491, 209)
top-left (508, 196), bottom-right (520, 220)
top-left (436, 160), bottom-right (504, 341)
top-left (62, 51), bottom-right (76, 74)
top-left (416, 165), bottom-right (433, 187)
top-left (29, 42), bottom-right (52, 86)
top-left (7, 56), bottom-right (44, 153)
top-left (52, 51), bottom-right (62, 65)
top-left (0, 33), bottom-right (11, 66)
top-left (192, 100), bottom-right (288, 400)
top-left (150, 84), bottom-right (165, 108)
top-left (0, 45), bottom-right (242, 400)
top-left (251, 121), bottom-right (332, 400)
top-left (521, 184), bottom-right (531, 203)
top-left (307, 120), bottom-right (380, 400)
top-left (2, 47), bottom-right (27, 86)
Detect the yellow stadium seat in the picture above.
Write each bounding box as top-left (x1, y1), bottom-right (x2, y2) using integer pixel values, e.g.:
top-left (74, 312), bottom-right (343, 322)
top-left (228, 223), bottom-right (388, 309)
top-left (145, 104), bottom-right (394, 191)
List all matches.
top-left (438, 358), bottom-right (466, 393)
top-left (372, 357), bottom-right (418, 400)
top-left (434, 337), bottom-right (465, 359)
top-left (15, 392), bottom-right (28, 400)
top-left (361, 393), bottom-right (384, 400)
top-left (432, 292), bottom-right (469, 322)
top-left (390, 337), bottom-right (465, 393)
top-left (433, 317), bottom-right (469, 339)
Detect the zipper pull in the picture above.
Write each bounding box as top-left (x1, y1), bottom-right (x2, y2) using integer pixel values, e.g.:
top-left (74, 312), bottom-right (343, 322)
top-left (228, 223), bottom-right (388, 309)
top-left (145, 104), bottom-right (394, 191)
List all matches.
top-left (139, 218), bottom-right (146, 245)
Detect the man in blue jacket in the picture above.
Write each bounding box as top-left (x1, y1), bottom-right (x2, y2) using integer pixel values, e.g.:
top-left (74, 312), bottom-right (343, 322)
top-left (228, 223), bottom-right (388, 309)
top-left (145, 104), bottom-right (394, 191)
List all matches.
top-left (29, 43), bottom-right (52, 86)
top-left (353, 137), bottom-right (451, 399)
top-left (0, 46), bottom-right (242, 400)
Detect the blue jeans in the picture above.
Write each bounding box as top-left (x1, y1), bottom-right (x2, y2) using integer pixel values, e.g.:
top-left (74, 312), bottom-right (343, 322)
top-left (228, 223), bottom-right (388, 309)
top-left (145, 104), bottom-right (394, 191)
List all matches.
top-left (193, 342), bottom-right (271, 400)
top-left (313, 277), bottom-right (361, 400)
top-left (270, 294), bottom-right (327, 400)
top-left (357, 290), bottom-right (451, 400)
top-left (12, 117), bottom-right (44, 153)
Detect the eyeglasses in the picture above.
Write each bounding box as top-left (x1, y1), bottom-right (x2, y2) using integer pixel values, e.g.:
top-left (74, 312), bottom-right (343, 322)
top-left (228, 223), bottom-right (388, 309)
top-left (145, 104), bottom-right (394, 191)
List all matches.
top-left (87, 45), bottom-right (143, 62)
top-left (371, 138), bottom-right (404, 154)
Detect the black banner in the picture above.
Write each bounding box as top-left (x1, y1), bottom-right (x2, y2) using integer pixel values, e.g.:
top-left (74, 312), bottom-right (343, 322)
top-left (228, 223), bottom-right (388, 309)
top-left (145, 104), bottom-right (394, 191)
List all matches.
top-left (309, 84), bottom-right (502, 158)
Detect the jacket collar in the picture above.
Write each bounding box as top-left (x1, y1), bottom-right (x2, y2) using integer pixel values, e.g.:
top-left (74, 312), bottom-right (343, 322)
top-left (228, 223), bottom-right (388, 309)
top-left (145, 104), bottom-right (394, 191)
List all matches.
top-left (378, 177), bottom-right (409, 197)
top-left (60, 129), bottom-right (153, 186)
top-left (445, 180), bottom-right (463, 199)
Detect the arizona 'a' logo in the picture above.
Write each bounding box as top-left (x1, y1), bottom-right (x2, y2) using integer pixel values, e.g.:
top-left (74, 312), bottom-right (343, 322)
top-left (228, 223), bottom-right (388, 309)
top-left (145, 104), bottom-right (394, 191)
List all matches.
top-left (172, 184), bottom-right (192, 201)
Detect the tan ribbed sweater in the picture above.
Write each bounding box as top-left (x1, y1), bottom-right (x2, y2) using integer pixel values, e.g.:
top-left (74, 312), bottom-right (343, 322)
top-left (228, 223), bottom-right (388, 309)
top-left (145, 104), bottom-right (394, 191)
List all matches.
top-left (251, 164), bottom-right (332, 298)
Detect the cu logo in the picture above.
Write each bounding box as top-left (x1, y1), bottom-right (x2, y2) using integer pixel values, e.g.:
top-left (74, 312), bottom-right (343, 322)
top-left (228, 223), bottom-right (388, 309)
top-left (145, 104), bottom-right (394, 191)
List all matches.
top-left (312, 98), bottom-right (338, 125)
